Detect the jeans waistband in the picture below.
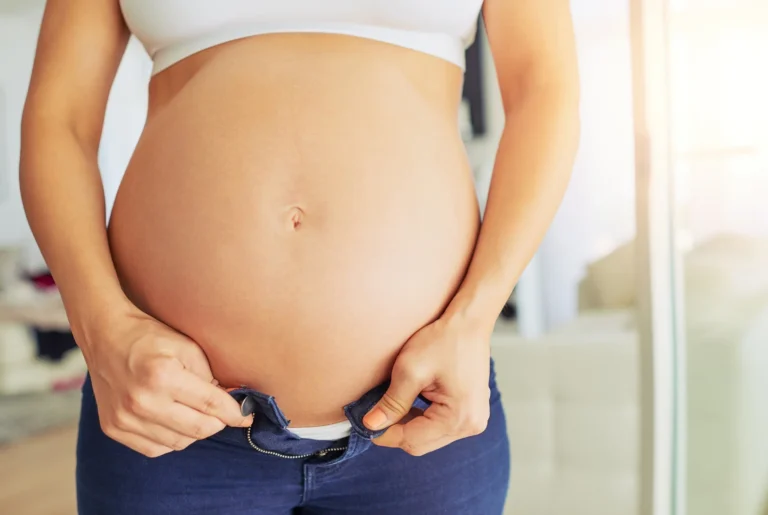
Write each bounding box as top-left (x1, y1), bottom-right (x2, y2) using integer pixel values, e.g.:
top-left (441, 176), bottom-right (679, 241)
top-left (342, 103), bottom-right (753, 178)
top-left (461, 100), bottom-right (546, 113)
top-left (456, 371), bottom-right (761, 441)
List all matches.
top-left (224, 381), bottom-right (431, 459)
top-left (214, 358), bottom-right (497, 461)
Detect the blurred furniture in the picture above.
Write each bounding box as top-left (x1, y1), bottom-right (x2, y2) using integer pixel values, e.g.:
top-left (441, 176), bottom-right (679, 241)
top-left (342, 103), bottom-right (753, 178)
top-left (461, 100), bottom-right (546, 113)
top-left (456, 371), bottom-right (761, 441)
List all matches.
top-left (492, 314), bottom-right (639, 515)
top-left (494, 303), bottom-right (768, 515)
top-left (0, 282), bottom-right (84, 395)
top-left (575, 233), bottom-right (768, 515)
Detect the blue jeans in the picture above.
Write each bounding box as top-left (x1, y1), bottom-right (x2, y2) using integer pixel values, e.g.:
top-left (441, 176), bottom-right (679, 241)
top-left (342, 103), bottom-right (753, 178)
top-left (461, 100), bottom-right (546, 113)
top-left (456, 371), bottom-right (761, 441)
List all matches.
top-left (76, 361), bottom-right (510, 514)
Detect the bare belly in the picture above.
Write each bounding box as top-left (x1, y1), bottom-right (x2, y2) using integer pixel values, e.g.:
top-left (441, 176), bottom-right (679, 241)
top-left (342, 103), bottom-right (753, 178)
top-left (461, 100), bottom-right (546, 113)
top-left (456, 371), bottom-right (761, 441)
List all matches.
top-left (108, 34), bottom-right (480, 426)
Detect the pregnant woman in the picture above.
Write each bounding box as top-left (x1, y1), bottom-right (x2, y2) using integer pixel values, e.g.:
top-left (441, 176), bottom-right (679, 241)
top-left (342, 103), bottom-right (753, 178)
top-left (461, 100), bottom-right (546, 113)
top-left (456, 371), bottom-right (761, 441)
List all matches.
top-left (20, 1), bottom-right (579, 513)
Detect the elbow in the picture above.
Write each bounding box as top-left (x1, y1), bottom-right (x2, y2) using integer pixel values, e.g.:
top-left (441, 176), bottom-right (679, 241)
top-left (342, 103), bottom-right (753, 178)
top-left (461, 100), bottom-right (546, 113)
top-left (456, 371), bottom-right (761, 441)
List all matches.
top-left (503, 70), bottom-right (580, 120)
top-left (544, 79), bottom-right (581, 159)
top-left (565, 90), bottom-right (581, 159)
top-left (549, 89), bottom-right (580, 181)
top-left (19, 98), bottom-right (49, 164)
top-left (538, 78), bottom-right (580, 130)
top-left (18, 108), bottom-right (38, 180)
top-left (18, 107), bottom-right (46, 189)
top-left (505, 78), bottom-right (581, 155)
top-left (19, 105), bottom-right (62, 193)
top-left (551, 79), bottom-right (581, 139)
top-left (18, 108), bottom-right (42, 205)
top-left (19, 104), bottom-right (97, 177)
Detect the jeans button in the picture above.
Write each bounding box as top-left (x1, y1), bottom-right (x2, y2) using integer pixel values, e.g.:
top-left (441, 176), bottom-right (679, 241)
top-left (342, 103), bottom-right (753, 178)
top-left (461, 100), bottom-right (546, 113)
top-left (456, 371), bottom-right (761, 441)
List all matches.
top-left (240, 396), bottom-right (258, 417)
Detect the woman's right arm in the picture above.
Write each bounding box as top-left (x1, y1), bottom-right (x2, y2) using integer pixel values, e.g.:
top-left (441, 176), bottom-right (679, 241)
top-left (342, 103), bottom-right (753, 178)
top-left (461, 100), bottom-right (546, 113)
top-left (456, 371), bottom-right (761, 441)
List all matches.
top-left (20, 0), bottom-right (251, 458)
top-left (20, 0), bottom-right (132, 335)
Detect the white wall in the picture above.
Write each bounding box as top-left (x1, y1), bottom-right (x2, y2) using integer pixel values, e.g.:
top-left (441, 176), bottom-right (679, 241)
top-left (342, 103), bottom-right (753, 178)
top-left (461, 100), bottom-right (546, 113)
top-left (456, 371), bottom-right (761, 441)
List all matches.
top-left (98, 42), bottom-right (152, 220)
top-left (473, 1), bottom-right (637, 331)
top-left (0, 10), bottom-right (43, 258)
top-left (0, 5), bottom-right (151, 271)
top-left (538, 4), bottom-right (637, 329)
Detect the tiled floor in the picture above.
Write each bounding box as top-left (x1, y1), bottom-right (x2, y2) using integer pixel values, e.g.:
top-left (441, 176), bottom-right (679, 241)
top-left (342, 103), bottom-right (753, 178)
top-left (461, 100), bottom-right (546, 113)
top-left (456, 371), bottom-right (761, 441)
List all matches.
top-left (0, 424), bottom-right (78, 515)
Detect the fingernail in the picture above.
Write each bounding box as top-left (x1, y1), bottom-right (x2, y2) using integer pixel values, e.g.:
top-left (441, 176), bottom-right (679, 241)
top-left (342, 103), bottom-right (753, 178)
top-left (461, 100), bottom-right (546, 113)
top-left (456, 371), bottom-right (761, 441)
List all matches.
top-left (365, 408), bottom-right (388, 430)
top-left (240, 415), bottom-right (254, 427)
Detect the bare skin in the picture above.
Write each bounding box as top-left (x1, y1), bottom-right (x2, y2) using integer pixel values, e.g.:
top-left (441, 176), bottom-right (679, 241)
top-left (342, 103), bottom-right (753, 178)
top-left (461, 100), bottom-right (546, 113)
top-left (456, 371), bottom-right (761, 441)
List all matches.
top-left (108, 34), bottom-right (480, 427)
top-left (20, 0), bottom-right (579, 458)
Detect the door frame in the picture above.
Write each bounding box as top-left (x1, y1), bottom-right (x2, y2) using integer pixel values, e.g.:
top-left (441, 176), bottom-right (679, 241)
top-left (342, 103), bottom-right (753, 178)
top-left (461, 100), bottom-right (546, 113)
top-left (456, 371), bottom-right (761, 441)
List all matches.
top-left (629, 0), bottom-right (686, 513)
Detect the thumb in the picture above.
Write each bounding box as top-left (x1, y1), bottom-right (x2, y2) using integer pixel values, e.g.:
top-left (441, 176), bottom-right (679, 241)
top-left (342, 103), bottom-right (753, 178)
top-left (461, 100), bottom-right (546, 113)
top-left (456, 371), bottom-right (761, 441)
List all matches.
top-left (364, 371), bottom-right (425, 431)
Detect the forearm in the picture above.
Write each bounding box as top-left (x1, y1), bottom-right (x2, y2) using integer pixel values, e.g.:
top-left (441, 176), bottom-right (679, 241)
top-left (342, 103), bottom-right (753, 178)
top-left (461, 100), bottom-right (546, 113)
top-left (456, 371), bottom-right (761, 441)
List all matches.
top-left (20, 121), bottom-right (131, 341)
top-left (445, 86), bottom-right (580, 332)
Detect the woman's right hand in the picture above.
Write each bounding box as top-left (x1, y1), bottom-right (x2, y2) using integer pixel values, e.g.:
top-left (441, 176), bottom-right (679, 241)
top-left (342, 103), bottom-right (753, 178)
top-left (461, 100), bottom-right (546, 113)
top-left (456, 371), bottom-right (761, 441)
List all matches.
top-left (79, 304), bottom-right (253, 458)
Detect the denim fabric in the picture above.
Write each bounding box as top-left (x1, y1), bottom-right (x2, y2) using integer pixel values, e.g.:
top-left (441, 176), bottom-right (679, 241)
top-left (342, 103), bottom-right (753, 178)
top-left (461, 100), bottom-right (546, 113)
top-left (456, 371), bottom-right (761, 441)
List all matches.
top-left (76, 361), bottom-right (510, 515)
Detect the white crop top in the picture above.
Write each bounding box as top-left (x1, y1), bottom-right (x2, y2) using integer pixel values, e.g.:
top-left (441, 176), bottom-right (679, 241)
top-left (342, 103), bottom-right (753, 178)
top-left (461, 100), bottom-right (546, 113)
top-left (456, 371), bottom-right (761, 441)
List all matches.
top-left (119, 0), bottom-right (484, 76)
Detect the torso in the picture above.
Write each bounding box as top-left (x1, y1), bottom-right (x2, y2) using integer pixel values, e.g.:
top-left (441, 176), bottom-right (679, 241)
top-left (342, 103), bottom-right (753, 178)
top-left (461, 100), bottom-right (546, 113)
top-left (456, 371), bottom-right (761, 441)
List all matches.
top-left (108, 33), bottom-right (480, 426)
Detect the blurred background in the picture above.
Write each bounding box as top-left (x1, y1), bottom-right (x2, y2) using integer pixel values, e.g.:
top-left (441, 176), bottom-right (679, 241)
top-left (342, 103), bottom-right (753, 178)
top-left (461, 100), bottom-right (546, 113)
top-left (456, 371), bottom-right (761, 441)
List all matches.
top-left (0, 0), bottom-right (766, 514)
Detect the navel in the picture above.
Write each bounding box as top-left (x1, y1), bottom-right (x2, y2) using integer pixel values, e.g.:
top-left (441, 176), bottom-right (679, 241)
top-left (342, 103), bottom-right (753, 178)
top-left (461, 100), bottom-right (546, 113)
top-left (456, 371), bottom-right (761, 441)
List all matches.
top-left (285, 206), bottom-right (305, 231)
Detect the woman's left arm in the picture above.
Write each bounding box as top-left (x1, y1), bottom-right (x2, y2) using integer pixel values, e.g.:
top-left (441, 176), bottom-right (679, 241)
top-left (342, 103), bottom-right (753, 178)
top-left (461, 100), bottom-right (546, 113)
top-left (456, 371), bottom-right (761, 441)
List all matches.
top-left (364, 0), bottom-right (580, 455)
top-left (447, 0), bottom-right (582, 328)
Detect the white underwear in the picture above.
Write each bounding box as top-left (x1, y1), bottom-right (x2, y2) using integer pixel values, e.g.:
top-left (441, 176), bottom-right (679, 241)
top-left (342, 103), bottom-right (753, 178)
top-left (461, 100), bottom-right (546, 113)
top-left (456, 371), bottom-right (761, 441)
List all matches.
top-left (288, 420), bottom-right (353, 441)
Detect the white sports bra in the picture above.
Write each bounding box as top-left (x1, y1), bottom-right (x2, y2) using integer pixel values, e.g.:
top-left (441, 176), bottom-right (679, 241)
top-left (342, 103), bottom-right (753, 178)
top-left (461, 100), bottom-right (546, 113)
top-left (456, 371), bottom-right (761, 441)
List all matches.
top-left (119, 0), bottom-right (485, 76)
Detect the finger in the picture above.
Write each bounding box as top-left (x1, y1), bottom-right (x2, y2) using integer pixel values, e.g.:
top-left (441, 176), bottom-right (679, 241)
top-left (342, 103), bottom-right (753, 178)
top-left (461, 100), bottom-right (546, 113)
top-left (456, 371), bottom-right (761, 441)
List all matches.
top-left (170, 369), bottom-right (253, 427)
top-left (375, 429), bottom-right (457, 457)
top-left (106, 428), bottom-right (175, 458)
top-left (364, 370), bottom-right (428, 431)
top-left (367, 407), bottom-right (423, 443)
top-left (122, 417), bottom-right (198, 451)
top-left (158, 402), bottom-right (227, 440)
top-left (373, 404), bottom-right (452, 453)
top-left (407, 434), bottom-right (456, 456)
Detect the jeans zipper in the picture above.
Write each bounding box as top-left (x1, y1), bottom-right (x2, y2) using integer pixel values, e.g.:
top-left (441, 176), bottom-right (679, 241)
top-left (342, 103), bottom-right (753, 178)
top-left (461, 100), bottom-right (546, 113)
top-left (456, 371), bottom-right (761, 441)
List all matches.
top-left (245, 426), bottom-right (347, 459)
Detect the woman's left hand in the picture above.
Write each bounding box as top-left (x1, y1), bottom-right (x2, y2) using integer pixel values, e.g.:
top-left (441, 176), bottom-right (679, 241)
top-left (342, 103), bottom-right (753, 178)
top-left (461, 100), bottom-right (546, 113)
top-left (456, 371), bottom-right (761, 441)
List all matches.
top-left (363, 315), bottom-right (492, 456)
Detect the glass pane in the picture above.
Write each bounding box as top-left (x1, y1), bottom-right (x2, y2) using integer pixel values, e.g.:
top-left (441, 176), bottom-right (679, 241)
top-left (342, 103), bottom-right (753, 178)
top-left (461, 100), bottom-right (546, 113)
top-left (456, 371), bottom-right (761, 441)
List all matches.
top-left (669, 2), bottom-right (768, 514)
